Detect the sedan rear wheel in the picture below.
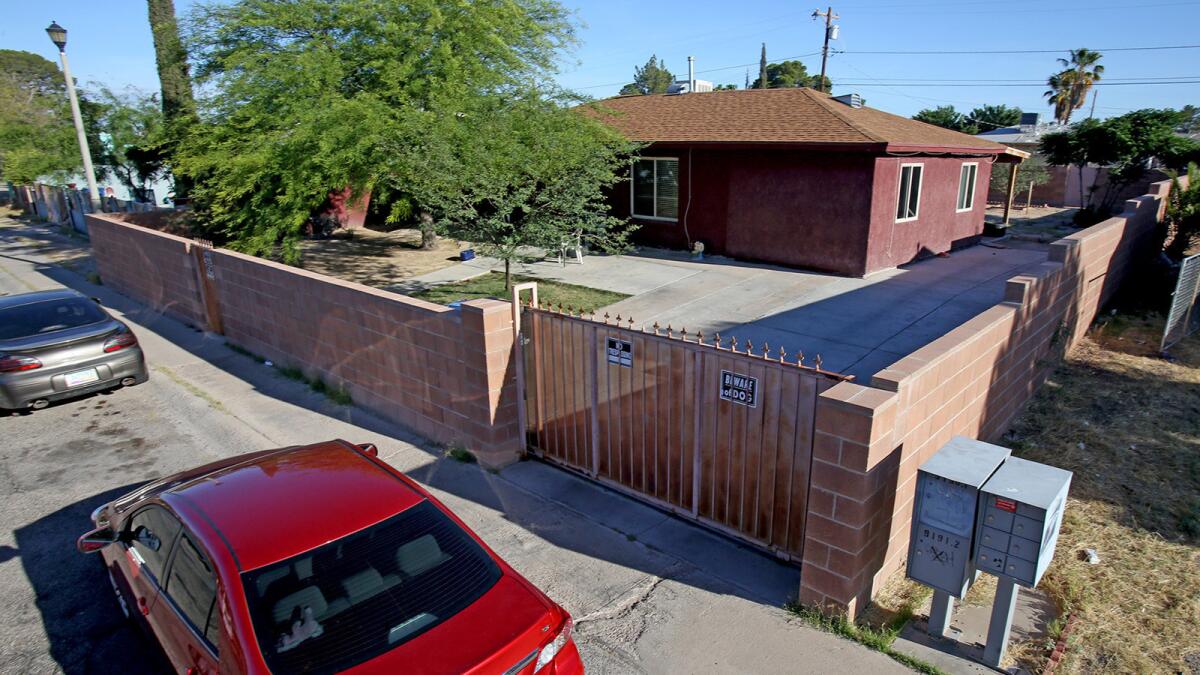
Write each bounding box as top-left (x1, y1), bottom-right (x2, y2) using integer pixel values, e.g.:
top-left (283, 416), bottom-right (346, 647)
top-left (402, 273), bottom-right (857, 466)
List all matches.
top-left (108, 566), bottom-right (130, 619)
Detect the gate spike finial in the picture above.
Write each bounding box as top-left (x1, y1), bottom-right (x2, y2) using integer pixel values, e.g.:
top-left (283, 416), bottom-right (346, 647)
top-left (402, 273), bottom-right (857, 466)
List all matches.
top-left (603, 312), bottom-right (610, 324)
top-left (762, 342), bottom-right (770, 359)
top-left (696, 330), bottom-right (704, 345)
top-left (653, 321), bottom-right (661, 336)
top-left (666, 324), bottom-right (673, 338)
top-left (778, 346), bottom-right (786, 363)
top-left (814, 354), bottom-right (823, 370)
top-left (797, 351), bottom-right (805, 367)
top-left (730, 336), bottom-right (739, 350)
top-left (680, 327), bottom-right (688, 341)
top-left (615, 314), bottom-right (622, 324)
top-left (714, 332), bottom-right (722, 348)
top-left (628, 316), bottom-right (635, 329)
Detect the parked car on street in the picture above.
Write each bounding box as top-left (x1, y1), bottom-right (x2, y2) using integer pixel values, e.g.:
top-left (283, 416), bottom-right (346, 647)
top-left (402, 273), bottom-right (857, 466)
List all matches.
top-left (0, 289), bottom-right (147, 410)
top-left (76, 440), bottom-right (582, 674)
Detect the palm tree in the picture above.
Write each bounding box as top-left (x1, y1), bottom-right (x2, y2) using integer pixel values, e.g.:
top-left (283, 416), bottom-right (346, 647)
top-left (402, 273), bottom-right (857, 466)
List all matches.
top-left (1044, 49), bottom-right (1103, 125)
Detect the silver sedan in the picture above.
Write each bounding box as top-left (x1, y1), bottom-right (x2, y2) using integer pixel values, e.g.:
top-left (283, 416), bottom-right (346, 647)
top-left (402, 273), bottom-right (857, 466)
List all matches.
top-left (0, 289), bottom-right (148, 410)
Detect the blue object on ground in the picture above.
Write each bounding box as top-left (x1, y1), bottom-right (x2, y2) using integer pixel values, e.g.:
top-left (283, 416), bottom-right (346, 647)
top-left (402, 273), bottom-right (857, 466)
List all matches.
top-left (460, 249), bottom-right (475, 261)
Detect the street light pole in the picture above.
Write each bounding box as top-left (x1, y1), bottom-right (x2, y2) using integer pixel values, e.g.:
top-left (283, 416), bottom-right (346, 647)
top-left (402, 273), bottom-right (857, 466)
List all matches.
top-left (46, 22), bottom-right (99, 211)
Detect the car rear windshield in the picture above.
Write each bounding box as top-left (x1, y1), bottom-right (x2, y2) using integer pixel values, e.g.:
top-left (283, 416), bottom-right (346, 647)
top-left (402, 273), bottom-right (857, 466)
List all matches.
top-left (241, 501), bottom-right (502, 673)
top-left (0, 297), bottom-right (107, 340)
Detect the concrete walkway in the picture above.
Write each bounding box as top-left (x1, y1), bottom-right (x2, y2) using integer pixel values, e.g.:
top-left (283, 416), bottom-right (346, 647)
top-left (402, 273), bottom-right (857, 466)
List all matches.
top-left (410, 244), bottom-right (1049, 381)
top-left (0, 215), bottom-right (908, 674)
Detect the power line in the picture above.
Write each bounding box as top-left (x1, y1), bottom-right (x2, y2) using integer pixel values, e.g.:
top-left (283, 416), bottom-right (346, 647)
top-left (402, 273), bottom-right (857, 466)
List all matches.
top-left (837, 80), bottom-right (1200, 87)
top-left (570, 51), bottom-right (822, 90)
top-left (837, 44), bottom-right (1200, 55)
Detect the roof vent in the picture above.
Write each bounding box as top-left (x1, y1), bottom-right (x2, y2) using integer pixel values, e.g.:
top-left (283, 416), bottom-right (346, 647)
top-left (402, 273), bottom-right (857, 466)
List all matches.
top-left (832, 93), bottom-right (863, 108)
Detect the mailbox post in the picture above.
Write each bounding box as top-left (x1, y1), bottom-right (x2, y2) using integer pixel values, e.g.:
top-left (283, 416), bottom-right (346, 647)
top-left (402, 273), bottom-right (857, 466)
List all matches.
top-left (975, 456), bottom-right (1072, 667)
top-left (906, 437), bottom-right (1010, 636)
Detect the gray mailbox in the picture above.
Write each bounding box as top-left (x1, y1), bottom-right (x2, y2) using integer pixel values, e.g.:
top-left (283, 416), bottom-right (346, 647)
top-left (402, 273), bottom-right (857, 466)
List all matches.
top-left (973, 456), bottom-right (1072, 587)
top-left (907, 437), bottom-right (1010, 597)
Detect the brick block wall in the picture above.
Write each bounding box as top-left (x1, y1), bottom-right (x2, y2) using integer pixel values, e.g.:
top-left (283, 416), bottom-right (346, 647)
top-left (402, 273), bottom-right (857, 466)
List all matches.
top-left (84, 215), bottom-right (522, 467)
top-left (86, 215), bottom-right (207, 327)
top-left (798, 177), bottom-right (1182, 617)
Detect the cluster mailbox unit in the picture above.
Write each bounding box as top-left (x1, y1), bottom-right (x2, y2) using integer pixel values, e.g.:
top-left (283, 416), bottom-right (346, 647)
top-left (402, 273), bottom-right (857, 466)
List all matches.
top-left (906, 436), bottom-right (1073, 667)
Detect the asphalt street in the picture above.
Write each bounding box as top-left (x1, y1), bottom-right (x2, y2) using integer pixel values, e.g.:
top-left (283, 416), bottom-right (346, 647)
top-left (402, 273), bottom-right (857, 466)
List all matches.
top-left (0, 214), bottom-right (907, 674)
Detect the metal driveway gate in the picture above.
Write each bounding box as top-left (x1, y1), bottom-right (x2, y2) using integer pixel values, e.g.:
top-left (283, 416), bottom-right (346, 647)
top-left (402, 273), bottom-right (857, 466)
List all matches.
top-left (1162, 253), bottom-right (1200, 352)
top-left (515, 296), bottom-right (848, 563)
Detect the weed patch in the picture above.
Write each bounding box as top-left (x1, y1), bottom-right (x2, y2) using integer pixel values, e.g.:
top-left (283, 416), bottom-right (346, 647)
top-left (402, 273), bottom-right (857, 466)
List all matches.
top-left (444, 445), bottom-right (476, 463)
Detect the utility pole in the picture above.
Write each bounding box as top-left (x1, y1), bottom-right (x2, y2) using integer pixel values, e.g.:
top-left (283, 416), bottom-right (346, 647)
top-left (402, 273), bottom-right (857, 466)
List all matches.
top-left (812, 7), bottom-right (839, 93)
top-left (759, 43), bottom-right (768, 89)
top-left (1088, 88), bottom-right (1098, 119)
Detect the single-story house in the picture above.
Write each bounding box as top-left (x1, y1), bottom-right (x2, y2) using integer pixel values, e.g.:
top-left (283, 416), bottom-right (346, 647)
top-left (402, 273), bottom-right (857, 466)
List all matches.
top-left (588, 88), bottom-right (1025, 276)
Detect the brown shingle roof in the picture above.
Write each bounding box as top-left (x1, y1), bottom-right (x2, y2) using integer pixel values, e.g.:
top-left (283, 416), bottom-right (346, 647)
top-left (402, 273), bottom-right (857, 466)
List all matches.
top-left (584, 88), bottom-right (1008, 152)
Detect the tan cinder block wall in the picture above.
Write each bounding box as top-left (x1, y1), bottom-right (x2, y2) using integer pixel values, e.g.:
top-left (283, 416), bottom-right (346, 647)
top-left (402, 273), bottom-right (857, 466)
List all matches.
top-left (86, 215), bottom-right (207, 327)
top-left (799, 177), bottom-right (1182, 617)
top-left (84, 215), bottom-right (523, 467)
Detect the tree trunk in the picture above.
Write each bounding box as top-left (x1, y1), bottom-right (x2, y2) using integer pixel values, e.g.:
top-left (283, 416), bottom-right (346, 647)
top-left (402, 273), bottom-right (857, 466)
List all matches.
top-left (504, 258), bottom-right (511, 291)
top-left (418, 211), bottom-right (437, 250)
top-left (1027, 182), bottom-right (1034, 210)
top-left (147, 0), bottom-right (197, 198)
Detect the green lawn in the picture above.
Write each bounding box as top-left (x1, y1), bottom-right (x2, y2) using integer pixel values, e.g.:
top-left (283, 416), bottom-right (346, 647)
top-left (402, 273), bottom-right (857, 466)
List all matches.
top-left (411, 272), bottom-right (629, 314)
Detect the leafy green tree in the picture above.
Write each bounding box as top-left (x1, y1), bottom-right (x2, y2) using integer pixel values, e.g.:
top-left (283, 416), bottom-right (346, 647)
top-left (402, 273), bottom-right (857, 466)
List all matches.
top-left (176, 0), bottom-right (581, 261)
top-left (1165, 162), bottom-right (1199, 260)
top-left (88, 86), bottom-right (167, 198)
top-left (0, 50), bottom-right (78, 183)
top-left (392, 95), bottom-right (638, 288)
top-left (1044, 48), bottom-right (1103, 125)
top-left (1178, 104), bottom-right (1199, 134)
top-left (1041, 109), bottom-right (1198, 217)
top-left (968, 104), bottom-right (1022, 131)
top-left (913, 105), bottom-right (977, 134)
top-left (749, 60), bottom-right (827, 90)
top-left (714, 83), bottom-right (737, 91)
top-left (619, 55), bottom-right (674, 96)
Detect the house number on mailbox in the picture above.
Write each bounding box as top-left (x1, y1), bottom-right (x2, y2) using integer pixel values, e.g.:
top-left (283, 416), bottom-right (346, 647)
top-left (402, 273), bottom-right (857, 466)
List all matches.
top-left (719, 370), bottom-right (757, 408)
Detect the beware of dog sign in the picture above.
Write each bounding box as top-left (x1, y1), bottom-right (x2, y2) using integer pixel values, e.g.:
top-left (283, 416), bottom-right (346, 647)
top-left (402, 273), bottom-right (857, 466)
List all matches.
top-left (719, 370), bottom-right (757, 407)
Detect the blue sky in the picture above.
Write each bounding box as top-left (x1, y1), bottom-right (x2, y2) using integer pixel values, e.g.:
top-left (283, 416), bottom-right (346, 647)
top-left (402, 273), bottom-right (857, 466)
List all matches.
top-left (3, 0), bottom-right (1198, 121)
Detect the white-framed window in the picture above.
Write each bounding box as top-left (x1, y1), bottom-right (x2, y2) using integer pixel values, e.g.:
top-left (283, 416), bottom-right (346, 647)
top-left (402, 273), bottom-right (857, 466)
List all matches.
top-left (631, 157), bottom-right (679, 221)
top-left (956, 162), bottom-right (978, 212)
top-left (895, 163), bottom-right (923, 222)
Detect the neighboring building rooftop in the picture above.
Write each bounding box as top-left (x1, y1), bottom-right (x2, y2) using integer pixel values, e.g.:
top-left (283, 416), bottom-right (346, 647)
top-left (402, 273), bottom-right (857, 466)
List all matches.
top-left (975, 121), bottom-right (1071, 146)
top-left (585, 88), bottom-right (1010, 153)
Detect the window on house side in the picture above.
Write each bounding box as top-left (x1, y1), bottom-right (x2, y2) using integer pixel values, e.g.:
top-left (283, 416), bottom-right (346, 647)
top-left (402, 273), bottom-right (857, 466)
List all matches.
top-left (632, 158), bottom-right (679, 221)
top-left (957, 163), bottom-right (978, 212)
top-left (896, 164), bottom-right (923, 222)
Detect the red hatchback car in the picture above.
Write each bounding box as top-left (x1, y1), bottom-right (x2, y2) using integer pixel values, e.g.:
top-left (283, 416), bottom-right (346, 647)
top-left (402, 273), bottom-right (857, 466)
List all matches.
top-left (77, 440), bottom-right (582, 674)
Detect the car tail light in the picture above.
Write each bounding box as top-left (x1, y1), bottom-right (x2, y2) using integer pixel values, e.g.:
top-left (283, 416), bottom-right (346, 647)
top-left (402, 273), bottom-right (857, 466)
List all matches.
top-left (0, 354), bottom-right (42, 373)
top-left (103, 329), bottom-right (138, 353)
top-left (534, 617), bottom-right (573, 672)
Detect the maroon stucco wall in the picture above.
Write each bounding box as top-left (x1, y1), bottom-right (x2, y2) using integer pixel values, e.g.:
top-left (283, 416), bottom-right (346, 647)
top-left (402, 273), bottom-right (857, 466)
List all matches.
top-left (863, 156), bottom-right (993, 273)
top-left (614, 146), bottom-right (877, 276)
top-left (612, 144), bottom-right (995, 277)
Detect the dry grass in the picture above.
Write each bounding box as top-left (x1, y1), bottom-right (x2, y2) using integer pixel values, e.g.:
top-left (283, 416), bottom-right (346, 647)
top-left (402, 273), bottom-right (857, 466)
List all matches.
top-left (999, 312), bottom-right (1200, 673)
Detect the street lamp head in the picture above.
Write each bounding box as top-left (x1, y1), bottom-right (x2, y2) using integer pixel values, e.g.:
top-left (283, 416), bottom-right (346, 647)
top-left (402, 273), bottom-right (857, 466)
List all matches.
top-left (46, 21), bottom-right (67, 51)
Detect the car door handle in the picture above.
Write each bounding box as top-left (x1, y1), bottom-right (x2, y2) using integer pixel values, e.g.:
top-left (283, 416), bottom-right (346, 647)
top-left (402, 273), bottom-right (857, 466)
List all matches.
top-left (137, 596), bottom-right (150, 616)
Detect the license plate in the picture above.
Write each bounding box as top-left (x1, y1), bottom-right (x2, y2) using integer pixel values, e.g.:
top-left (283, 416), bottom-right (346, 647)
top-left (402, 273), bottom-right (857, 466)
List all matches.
top-left (64, 368), bottom-right (100, 388)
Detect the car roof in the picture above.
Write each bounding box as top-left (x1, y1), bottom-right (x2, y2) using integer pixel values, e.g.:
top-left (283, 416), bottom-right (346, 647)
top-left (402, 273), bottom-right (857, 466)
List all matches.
top-left (164, 441), bottom-right (427, 572)
top-left (0, 288), bottom-right (86, 310)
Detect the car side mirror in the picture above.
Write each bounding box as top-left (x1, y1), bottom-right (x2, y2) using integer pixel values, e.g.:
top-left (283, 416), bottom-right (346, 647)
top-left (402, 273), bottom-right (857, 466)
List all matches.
top-left (77, 527), bottom-right (118, 554)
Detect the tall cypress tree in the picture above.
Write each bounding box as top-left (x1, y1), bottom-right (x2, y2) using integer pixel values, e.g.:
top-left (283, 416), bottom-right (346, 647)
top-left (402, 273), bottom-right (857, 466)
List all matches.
top-left (759, 43), bottom-right (768, 89)
top-left (147, 0), bottom-right (196, 197)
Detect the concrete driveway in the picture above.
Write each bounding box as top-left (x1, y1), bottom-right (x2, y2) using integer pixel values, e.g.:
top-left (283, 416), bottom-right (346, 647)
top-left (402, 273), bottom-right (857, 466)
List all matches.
top-left (413, 244), bottom-right (1048, 382)
top-left (0, 216), bottom-right (907, 673)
